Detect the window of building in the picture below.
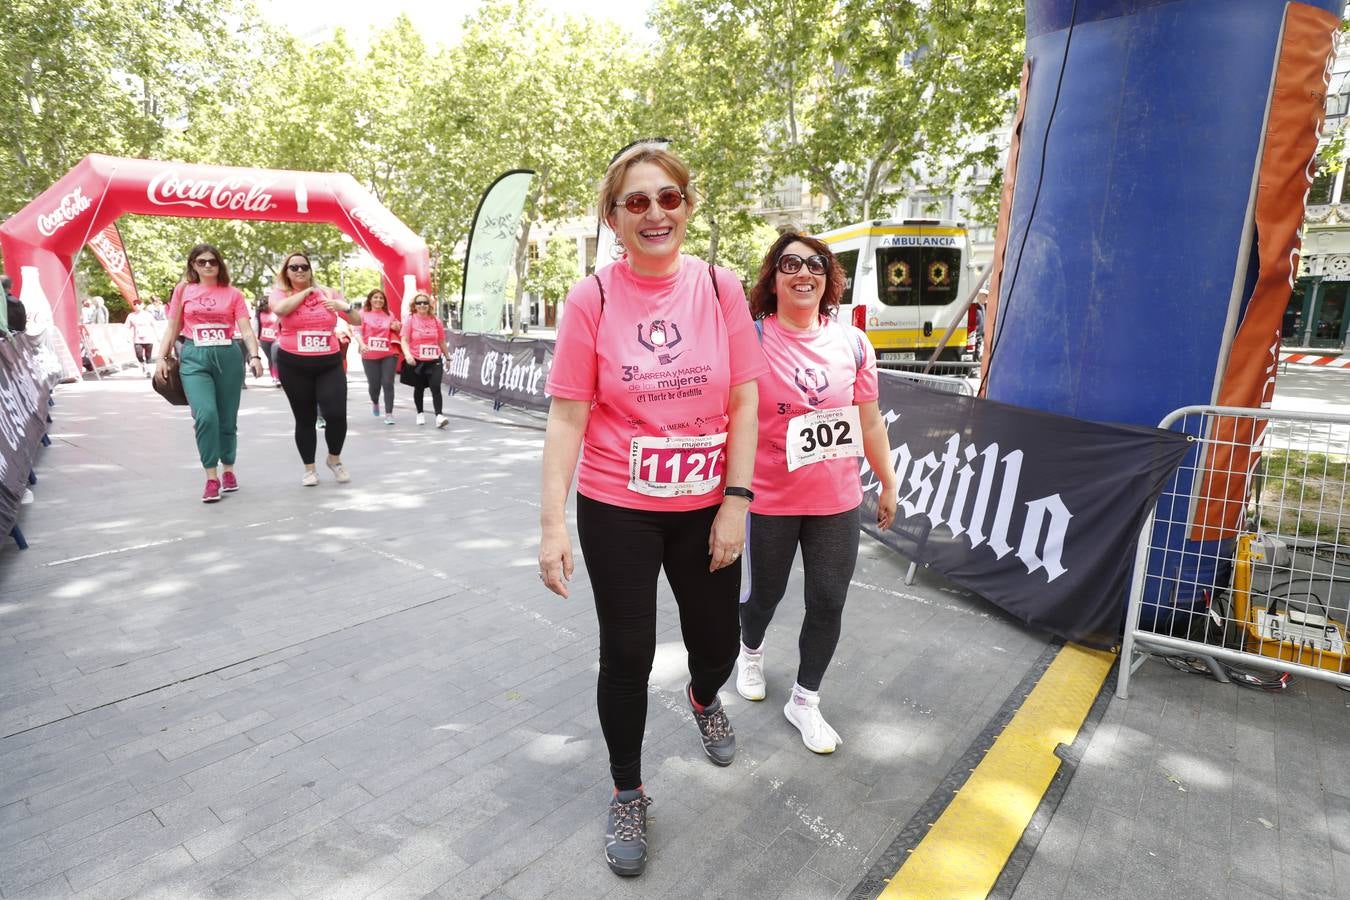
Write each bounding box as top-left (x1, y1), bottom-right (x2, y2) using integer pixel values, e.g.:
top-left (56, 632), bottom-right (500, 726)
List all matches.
top-left (1309, 165), bottom-right (1336, 206)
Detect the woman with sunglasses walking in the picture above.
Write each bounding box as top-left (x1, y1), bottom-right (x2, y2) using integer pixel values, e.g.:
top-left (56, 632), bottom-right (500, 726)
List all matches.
top-left (399, 293), bottom-right (450, 428)
top-left (358, 288), bottom-right (400, 425)
top-left (538, 143), bottom-right (767, 877)
top-left (734, 232), bottom-right (898, 753)
top-left (255, 297), bottom-right (281, 386)
top-left (155, 244), bottom-right (264, 502)
top-left (269, 252), bottom-right (361, 485)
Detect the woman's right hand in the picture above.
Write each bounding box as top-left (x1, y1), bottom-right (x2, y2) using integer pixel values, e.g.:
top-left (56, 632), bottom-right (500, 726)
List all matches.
top-left (538, 523), bottom-right (574, 598)
top-left (404, 354), bottom-right (416, 365)
top-left (154, 356), bottom-right (169, 378)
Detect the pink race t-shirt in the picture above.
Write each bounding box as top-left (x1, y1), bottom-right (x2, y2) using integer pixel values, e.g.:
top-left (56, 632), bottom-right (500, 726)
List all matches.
top-left (125, 310), bottom-right (156, 344)
top-left (273, 287), bottom-right (343, 356)
top-left (257, 310), bottom-right (279, 343)
top-left (359, 310), bottom-right (398, 359)
top-left (546, 255), bottom-right (769, 512)
top-left (168, 283), bottom-right (248, 346)
top-left (401, 315), bottom-right (444, 361)
top-left (750, 315), bottom-right (879, 516)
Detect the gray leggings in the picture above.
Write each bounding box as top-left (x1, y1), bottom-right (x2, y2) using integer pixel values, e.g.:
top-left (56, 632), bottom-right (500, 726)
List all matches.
top-left (362, 356), bottom-right (397, 413)
top-left (740, 507), bottom-right (860, 691)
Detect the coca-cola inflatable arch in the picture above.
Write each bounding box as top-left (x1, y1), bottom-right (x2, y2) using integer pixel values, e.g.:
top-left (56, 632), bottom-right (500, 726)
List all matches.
top-left (0, 154), bottom-right (430, 360)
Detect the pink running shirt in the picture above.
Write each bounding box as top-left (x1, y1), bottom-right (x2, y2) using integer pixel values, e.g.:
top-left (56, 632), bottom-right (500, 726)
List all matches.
top-left (257, 310), bottom-right (279, 343)
top-left (126, 310), bottom-right (157, 344)
top-left (272, 287), bottom-right (343, 356)
top-left (750, 315), bottom-right (878, 516)
top-left (168, 283), bottom-right (248, 346)
top-left (359, 310), bottom-right (398, 359)
top-left (546, 255), bottom-right (768, 512)
top-left (401, 315), bottom-right (444, 360)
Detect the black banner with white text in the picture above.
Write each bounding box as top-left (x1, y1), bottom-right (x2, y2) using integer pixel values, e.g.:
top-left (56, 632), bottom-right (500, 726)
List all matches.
top-left (0, 332), bottom-right (61, 538)
top-left (442, 331), bottom-right (551, 412)
top-left (860, 375), bottom-right (1190, 648)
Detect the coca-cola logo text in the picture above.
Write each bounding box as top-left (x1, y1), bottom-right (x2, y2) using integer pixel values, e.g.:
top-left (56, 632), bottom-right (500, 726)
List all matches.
top-left (350, 204), bottom-right (398, 248)
top-left (88, 232), bottom-right (127, 274)
top-left (37, 188), bottom-right (93, 237)
top-left (147, 169), bottom-right (277, 213)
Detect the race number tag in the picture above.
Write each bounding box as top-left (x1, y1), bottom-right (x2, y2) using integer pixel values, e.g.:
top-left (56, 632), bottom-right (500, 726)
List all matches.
top-left (785, 406), bottom-right (863, 472)
top-left (295, 331), bottom-right (332, 354)
top-left (416, 343), bottom-right (440, 360)
top-left (193, 325), bottom-right (231, 347)
top-left (367, 336), bottom-right (388, 352)
top-left (259, 326), bottom-right (277, 341)
top-left (628, 433), bottom-right (727, 498)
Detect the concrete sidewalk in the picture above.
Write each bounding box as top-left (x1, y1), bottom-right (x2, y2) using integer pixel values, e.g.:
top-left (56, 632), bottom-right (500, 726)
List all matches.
top-left (0, 372), bottom-right (1344, 899)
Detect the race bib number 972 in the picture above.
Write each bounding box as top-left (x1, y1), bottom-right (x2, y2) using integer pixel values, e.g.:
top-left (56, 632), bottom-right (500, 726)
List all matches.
top-left (628, 433), bottom-right (728, 498)
top-left (785, 406), bottom-right (863, 472)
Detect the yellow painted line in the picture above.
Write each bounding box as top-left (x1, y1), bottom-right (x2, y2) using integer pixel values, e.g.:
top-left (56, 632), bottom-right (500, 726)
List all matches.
top-left (881, 643), bottom-right (1116, 900)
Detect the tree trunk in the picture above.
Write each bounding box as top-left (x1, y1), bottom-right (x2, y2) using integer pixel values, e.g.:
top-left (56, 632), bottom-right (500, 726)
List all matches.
top-left (510, 188), bottom-right (540, 336)
top-left (707, 216), bottom-right (720, 266)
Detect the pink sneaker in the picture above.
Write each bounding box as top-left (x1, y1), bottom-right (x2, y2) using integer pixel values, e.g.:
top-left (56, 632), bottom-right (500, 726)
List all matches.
top-left (221, 471), bottom-right (239, 492)
top-left (202, 479), bottom-right (222, 503)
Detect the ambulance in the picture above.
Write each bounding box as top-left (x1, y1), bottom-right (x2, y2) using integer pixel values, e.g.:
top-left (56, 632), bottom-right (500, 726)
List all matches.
top-left (817, 219), bottom-right (974, 362)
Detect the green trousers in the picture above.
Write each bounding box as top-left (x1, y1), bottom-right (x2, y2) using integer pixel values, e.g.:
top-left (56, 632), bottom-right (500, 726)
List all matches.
top-left (180, 340), bottom-right (245, 469)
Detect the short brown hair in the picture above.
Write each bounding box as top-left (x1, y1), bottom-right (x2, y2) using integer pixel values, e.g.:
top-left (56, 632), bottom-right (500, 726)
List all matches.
top-left (597, 142), bottom-right (697, 226)
top-left (276, 251), bottom-right (311, 291)
top-left (748, 231), bottom-right (846, 319)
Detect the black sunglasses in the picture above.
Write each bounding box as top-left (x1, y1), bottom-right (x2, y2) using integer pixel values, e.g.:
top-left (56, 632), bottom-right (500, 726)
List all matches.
top-left (286, 263), bottom-right (311, 273)
top-left (777, 253), bottom-right (828, 276)
top-left (413, 300), bottom-right (430, 306)
top-left (614, 187), bottom-right (685, 216)
top-left (193, 258), bottom-right (219, 267)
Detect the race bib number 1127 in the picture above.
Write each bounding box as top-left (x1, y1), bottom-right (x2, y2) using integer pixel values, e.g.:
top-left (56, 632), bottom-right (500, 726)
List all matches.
top-left (628, 433), bottom-right (727, 498)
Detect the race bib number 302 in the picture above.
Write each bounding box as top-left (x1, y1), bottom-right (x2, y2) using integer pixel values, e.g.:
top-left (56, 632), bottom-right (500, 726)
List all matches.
top-left (193, 325), bottom-right (230, 347)
top-left (785, 406), bottom-right (863, 472)
top-left (628, 433), bottom-right (728, 498)
top-left (296, 331), bottom-right (331, 354)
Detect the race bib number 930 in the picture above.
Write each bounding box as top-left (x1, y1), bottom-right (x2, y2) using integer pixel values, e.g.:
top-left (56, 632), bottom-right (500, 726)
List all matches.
top-left (193, 325), bottom-right (230, 347)
top-left (785, 406), bottom-right (863, 472)
top-left (628, 433), bottom-right (727, 498)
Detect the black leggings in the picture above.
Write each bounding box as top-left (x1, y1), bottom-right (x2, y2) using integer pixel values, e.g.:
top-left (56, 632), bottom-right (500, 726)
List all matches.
top-left (740, 507), bottom-right (860, 691)
top-left (576, 493), bottom-right (741, 791)
top-left (276, 349), bottom-right (347, 464)
top-left (411, 362), bottom-right (444, 415)
top-left (362, 356), bottom-right (397, 413)
top-left (134, 343), bottom-right (152, 364)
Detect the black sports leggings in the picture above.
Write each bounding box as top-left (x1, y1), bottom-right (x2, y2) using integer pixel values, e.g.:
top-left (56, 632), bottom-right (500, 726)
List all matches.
top-left (411, 361), bottom-right (444, 415)
top-left (362, 356), bottom-right (396, 413)
top-left (276, 349), bottom-right (347, 464)
top-left (740, 507), bottom-right (860, 691)
top-left (576, 493), bottom-right (741, 791)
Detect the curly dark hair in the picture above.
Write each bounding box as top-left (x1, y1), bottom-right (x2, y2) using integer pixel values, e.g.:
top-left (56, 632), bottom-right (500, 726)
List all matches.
top-left (747, 231), bottom-right (845, 320)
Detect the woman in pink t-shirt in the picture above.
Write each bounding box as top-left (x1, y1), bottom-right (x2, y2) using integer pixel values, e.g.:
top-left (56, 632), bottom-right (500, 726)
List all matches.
top-left (397, 293), bottom-right (450, 428)
top-left (357, 288), bottom-right (400, 424)
top-left (255, 298), bottom-right (281, 386)
top-left (734, 232), bottom-right (899, 754)
top-left (538, 143), bottom-right (767, 877)
top-left (154, 244), bottom-right (264, 503)
top-left (269, 251), bottom-right (362, 486)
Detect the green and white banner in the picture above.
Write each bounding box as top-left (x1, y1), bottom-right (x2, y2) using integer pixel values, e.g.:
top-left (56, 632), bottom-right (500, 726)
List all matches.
top-left (460, 170), bottom-right (534, 332)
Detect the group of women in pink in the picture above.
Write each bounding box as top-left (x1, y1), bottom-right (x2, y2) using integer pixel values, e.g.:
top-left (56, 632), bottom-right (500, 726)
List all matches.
top-left (538, 143), bottom-right (900, 877)
top-left (158, 247), bottom-right (453, 500)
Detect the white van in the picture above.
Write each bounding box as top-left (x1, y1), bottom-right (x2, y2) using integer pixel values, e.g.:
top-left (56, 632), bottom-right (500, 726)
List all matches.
top-left (818, 219), bottom-right (974, 362)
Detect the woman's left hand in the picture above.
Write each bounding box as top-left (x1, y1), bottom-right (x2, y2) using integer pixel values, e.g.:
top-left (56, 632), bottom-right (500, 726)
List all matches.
top-left (322, 296), bottom-right (349, 314)
top-left (708, 500), bottom-right (747, 572)
top-left (249, 357), bottom-right (263, 378)
top-left (877, 483), bottom-right (898, 530)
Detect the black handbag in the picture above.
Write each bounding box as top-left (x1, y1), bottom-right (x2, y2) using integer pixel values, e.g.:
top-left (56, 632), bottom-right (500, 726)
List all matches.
top-left (152, 356), bottom-right (189, 406)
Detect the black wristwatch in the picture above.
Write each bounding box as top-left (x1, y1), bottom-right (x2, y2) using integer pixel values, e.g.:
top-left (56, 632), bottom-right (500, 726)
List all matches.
top-left (723, 486), bottom-right (754, 502)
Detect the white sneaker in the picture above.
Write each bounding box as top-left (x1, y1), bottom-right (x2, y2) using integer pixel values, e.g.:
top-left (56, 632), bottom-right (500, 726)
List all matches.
top-left (416, 413), bottom-right (426, 426)
top-left (301, 469), bottom-right (318, 487)
top-left (783, 686), bottom-right (841, 754)
top-left (736, 644), bottom-right (766, 701)
top-left (435, 414), bottom-right (449, 429)
top-left (384, 414), bottom-right (396, 425)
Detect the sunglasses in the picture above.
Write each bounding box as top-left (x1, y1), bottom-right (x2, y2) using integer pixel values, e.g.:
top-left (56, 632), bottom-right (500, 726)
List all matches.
top-left (777, 253), bottom-right (828, 276)
top-left (286, 263), bottom-right (311, 273)
top-left (613, 187), bottom-right (685, 215)
top-left (193, 258), bottom-right (219, 268)
top-left (413, 301), bottom-right (430, 306)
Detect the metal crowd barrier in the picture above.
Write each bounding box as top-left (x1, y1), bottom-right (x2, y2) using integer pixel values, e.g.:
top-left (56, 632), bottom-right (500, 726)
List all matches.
top-left (876, 369), bottom-right (975, 584)
top-left (1118, 405), bottom-right (1350, 699)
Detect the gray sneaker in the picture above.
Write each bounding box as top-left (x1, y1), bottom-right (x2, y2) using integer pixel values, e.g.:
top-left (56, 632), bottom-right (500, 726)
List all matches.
top-left (687, 683), bottom-right (736, 766)
top-left (605, 789), bottom-right (652, 876)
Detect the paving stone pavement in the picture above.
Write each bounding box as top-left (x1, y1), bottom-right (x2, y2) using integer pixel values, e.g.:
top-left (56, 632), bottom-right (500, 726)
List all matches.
top-left (2, 371), bottom-right (1343, 899)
